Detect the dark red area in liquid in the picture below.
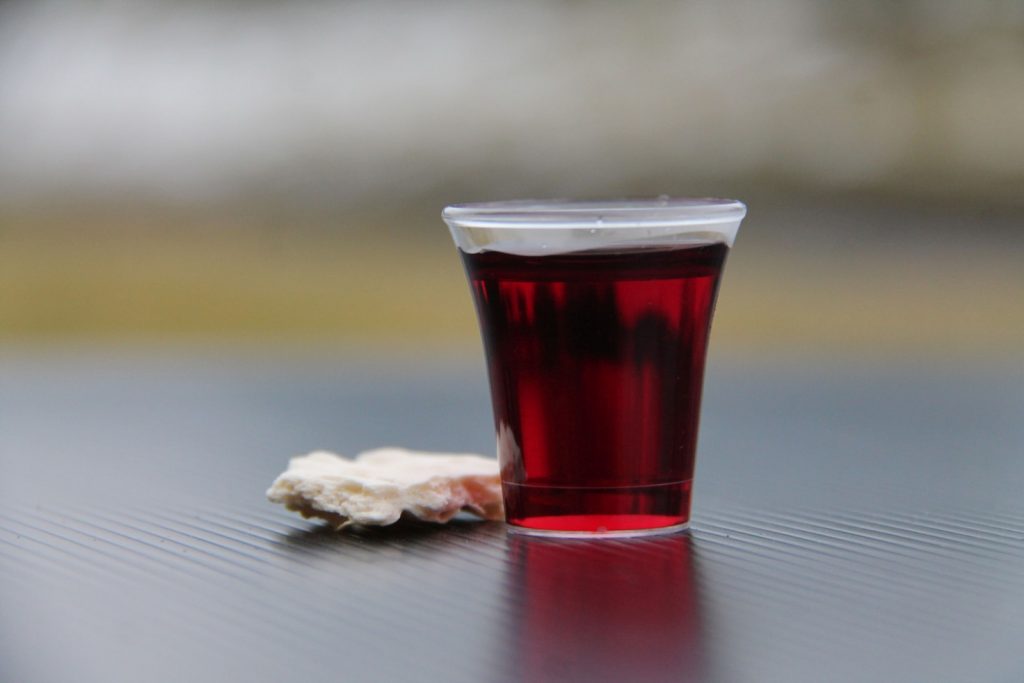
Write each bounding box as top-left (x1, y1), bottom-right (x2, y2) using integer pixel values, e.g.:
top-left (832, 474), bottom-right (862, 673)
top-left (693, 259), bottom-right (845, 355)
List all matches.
top-left (462, 241), bottom-right (728, 533)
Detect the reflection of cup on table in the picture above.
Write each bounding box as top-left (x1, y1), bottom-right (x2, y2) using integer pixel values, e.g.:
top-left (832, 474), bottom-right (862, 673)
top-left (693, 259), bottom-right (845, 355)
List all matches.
top-left (504, 534), bottom-right (704, 682)
top-left (446, 199), bottom-right (744, 537)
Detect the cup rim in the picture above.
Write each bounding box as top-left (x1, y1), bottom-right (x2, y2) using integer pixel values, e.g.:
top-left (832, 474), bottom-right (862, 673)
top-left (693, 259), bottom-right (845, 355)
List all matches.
top-left (442, 197), bottom-right (746, 229)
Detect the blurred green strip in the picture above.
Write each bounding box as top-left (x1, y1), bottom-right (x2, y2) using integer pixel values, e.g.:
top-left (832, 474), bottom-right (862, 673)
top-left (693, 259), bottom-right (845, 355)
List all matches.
top-left (0, 230), bottom-right (475, 343)
top-left (2, 227), bottom-right (1023, 358)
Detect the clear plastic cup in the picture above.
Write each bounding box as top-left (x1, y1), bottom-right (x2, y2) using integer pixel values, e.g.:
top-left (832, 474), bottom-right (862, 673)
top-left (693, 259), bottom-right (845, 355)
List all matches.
top-left (444, 198), bottom-right (745, 537)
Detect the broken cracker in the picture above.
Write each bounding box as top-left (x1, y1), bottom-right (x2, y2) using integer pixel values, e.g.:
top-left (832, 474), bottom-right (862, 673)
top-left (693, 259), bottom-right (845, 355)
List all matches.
top-left (266, 448), bottom-right (503, 528)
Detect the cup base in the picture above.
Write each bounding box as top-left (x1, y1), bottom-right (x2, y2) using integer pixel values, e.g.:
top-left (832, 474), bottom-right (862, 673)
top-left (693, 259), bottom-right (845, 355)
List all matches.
top-left (506, 518), bottom-right (690, 539)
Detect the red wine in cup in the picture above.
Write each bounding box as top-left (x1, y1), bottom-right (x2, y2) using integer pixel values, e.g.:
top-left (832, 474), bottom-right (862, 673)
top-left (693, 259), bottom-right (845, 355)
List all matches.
top-left (461, 241), bottom-right (728, 534)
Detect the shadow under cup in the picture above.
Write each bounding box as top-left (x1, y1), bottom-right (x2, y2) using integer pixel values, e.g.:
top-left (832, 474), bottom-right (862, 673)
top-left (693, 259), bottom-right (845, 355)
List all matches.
top-left (445, 198), bottom-right (745, 537)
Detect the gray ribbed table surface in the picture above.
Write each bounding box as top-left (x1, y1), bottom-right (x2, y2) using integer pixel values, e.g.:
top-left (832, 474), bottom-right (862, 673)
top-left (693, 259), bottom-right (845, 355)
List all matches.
top-left (2, 352), bottom-right (1023, 683)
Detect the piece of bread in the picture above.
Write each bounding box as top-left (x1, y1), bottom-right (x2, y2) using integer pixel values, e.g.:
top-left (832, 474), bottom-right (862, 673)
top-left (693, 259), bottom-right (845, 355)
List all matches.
top-left (267, 448), bottom-right (502, 528)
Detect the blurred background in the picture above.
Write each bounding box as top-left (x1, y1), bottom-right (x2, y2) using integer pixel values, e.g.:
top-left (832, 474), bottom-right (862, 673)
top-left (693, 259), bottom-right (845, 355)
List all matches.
top-left (3, 7), bottom-right (1024, 681)
top-left (0, 0), bottom-right (1022, 359)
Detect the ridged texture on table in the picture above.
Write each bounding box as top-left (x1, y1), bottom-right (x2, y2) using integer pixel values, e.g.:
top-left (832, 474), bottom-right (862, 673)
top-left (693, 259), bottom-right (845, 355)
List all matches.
top-left (4, 499), bottom-right (1024, 683)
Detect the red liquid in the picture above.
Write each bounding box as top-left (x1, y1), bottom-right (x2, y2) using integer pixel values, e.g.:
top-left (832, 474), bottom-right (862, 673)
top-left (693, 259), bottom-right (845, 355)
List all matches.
top-left (508, 535), bottom-right (703, 681)
top-left (461, 241), bottom-right (728, 534)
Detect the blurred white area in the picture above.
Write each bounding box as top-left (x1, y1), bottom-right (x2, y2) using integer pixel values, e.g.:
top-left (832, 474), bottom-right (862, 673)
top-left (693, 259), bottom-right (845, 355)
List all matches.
top-left (0, 0), bottom-right (1022, 206)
